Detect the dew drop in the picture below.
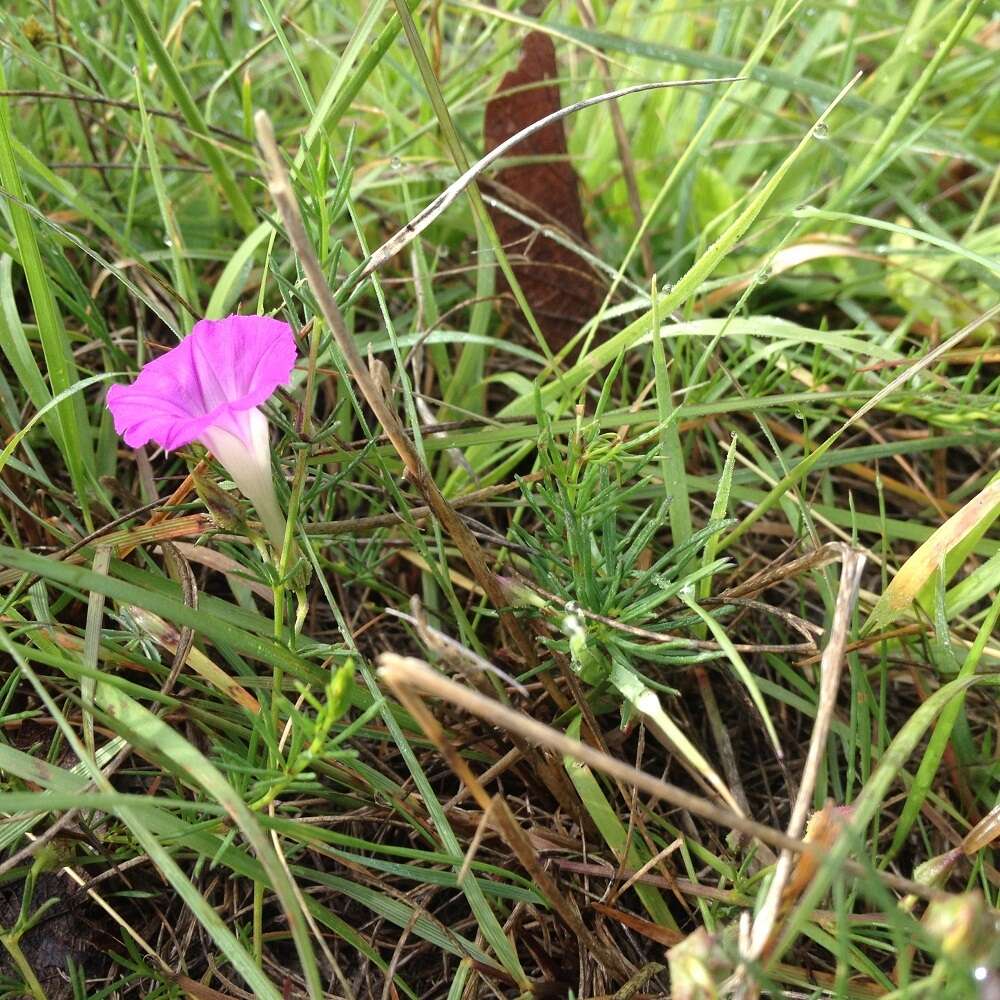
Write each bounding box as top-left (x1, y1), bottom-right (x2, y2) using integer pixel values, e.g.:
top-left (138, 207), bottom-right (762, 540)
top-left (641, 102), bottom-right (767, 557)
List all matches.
top-left (247, 17), bottom-right (264, 32)
top-left (756, 266), bottom-right (772, 284)
top-left (389, 156), bottom-right (403, 171)
top-left (974, 967), bottom-right (988, 983)
top-left (812, 122), bottom-right (830, 140)
top-left (164, 237), bottom-right (172, 248)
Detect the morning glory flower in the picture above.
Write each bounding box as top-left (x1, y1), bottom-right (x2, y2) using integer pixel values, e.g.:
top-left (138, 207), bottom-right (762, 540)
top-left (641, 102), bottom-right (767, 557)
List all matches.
top-left (106, 314), bottom-right (296, 551)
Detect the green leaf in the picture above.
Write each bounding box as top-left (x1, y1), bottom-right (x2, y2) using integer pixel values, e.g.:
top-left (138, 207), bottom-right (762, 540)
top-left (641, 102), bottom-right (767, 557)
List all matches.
top-left (608, 658), bottom-right (741, 815)
top-left (94, 683), bottom-right (323, 998)
top-left (120, 0), bottom-right (256, 234)
top-left (0, 63), bottom-right (94, 524)
top-left (0, 546), bottom-right (322, 684)
top-left (887, 590), bottom-right (1000, 859)
top-left (681, 594), bottom-right (782, 758)
top-left (564, 716), bottom-right (677, 928)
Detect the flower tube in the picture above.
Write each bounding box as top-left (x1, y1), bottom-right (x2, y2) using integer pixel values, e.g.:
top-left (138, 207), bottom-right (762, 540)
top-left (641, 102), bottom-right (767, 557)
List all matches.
top-left (106, 314), bottom-right (296, 550)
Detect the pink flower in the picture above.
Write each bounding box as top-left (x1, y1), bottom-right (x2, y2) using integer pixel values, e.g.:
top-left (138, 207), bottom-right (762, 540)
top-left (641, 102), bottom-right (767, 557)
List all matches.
top-left (107, 314), bottom-right (297, 550)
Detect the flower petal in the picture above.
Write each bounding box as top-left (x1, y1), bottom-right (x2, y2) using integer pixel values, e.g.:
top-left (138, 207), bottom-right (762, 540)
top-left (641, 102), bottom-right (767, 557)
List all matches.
top-left (187, 315), bottom-right (297, 412)
top-left (202, 407), bottom-right (288, 550)
top-left (106, 314), bottom-right (296, 451)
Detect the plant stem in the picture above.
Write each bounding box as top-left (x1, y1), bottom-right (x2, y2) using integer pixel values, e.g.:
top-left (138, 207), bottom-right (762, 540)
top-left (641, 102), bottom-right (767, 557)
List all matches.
top-left (0, 930), bottom-right (48, 1000)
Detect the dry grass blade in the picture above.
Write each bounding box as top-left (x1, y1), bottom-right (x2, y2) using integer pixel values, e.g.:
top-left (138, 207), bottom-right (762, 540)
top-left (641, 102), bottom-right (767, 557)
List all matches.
top-left (378, 652), bottom-right (633, 982)
top-left (376, 654), bottom-right (945, 901)
top-left (719, 542), bottom-right (848, 600)
top-left (127, 606), bottom-right (260, 713)
top-left (744, 548), bottom-right (867, 973)
top-left (868, 476), bottom-right (1000, 630)
top-left (117, 457), bottom-right (210, 558)
top-left (962, 802), bottom-right (1000, 856)
top-left (255, 109), bottom-right (537, 666)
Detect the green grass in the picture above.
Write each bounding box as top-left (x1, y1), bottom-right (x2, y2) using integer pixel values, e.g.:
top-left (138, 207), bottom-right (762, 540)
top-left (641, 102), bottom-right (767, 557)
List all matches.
top-left (0, 1), bottom-right (998, 997)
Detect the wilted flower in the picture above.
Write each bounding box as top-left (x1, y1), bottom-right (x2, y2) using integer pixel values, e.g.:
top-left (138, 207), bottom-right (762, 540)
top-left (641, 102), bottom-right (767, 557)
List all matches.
top-left (106, 314), bottom-right (296, 550)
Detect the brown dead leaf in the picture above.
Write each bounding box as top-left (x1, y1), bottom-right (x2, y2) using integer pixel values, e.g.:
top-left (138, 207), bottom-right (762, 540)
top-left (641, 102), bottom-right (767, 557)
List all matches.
top-left (483, 31), bottom-right (605, 351)
top-left (591, 900), bottom-right (684, 946)
top-left (779, 802), bottom-right (854, 915)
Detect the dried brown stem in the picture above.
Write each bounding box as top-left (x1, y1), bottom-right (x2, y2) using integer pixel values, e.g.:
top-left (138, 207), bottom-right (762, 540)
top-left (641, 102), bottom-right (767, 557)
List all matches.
top-left (376, 653), bottom-right (945, 903)
top-left (745, 547), bottom-right (867, 968)
top-left (381, 653), bottom-right (633, 982)
top-left (255, 110), bottom-right (536, 666)
top-left (0, 91), bottom-right (249, 145)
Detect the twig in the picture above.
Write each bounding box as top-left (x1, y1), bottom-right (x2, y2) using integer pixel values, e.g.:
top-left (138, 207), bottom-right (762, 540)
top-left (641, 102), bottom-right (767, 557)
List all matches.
top-left (0, 90), bottom-right (251, 144)
top-left (303, 471), bottom-right (545, 535)
top-left (0, 496), bottom-right (166, 599)
top-left (255, 111), bottom-right (538, 667)
top-left (45, 0), bottom-right (121, 207)
top-left (515, 574), bottom-right (816, 653)
top-left (718, 542), bottom-right (847, 600)
top-left (386, 602), bottom-right (529, 696)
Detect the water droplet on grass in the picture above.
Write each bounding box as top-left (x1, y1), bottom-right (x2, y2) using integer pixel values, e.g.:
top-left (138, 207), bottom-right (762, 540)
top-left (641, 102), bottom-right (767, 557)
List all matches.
top-left (812, 122), bottom-right (830, 140)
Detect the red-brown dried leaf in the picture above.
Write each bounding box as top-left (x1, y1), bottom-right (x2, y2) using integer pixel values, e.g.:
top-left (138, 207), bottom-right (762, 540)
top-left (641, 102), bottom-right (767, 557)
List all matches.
top-left (483, 31), bottom-right (604, 351)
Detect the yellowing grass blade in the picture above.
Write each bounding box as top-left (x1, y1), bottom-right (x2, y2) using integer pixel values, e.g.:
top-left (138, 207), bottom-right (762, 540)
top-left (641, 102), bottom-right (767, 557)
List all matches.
top-left (868, 475), bottom-right (1000, 631)
top-left (609, 660), bottom-right (743, 815)
top-left (962, 802), bottom-right (1000, 856)
top-left (128, 606), bottom-right (260, 714)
